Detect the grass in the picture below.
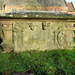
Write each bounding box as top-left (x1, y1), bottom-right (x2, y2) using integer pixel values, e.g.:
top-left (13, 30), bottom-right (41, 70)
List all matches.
top-left (73, 30), bottom-right (75, 43)
top-left (0, 49), bottom-right (75, 75)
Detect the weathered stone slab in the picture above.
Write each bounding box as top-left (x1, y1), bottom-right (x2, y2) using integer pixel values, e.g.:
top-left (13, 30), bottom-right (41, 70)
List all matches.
top-left (12, 21), bottom-right (75, 52)
top-left (0, 11), bottom-right (75, 52)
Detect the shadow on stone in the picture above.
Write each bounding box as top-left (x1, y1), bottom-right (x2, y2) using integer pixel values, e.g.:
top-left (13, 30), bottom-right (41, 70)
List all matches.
top-left (0, 37), bottom-right (2, 44)
top-left (0, 37), bottom-right (4, 52)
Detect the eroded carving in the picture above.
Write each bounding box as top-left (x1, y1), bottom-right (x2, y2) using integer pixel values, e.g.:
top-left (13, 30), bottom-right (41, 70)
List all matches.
top-left (54, 25), bottom-right (65, 48)
top-left (65, 22), bottom-right (74, 28)
top-left (29, 22), bottom-right (34, 30)
top-left (13, 22), bottom-right (24, 51)
top-left (42, 22), bottom-right (50, 30)
top-left (12, 21), bottom-right (75, 52)
top-left (65, 31), bottom-right (74, 48)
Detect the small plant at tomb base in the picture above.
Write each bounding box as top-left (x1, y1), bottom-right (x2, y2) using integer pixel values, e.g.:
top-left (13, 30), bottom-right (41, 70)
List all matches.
top-left (0, 49), bottom-right (75, 75)
top-left (73, 37), bottom-right (75, 42)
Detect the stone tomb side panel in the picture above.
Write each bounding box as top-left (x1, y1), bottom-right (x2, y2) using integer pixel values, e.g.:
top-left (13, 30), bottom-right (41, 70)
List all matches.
top-left (13, 21), bottom-right (75, 52)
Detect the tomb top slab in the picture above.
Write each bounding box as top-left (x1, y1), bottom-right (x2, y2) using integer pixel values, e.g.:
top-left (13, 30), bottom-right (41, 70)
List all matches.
top-left (0, 11), bottom-right (75, 20)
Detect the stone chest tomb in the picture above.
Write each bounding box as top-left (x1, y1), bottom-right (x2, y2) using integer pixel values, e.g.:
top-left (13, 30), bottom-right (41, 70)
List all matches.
top-left (0, 11), bottom-right (75, 52)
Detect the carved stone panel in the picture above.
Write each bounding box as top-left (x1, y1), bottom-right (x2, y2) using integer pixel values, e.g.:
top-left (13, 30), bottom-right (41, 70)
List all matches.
top-left (12, 21), bottom-right (75, 52)
top-left (64, 22), bottom-right (75, 49)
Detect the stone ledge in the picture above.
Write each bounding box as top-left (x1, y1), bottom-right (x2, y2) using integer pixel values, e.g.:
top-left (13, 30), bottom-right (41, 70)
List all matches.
top-left (0, 11), bottom-right (75, 20)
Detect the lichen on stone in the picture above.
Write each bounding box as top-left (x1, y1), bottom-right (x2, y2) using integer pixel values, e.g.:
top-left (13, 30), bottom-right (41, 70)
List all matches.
top-left (0, 11), bottom-right (75, 20)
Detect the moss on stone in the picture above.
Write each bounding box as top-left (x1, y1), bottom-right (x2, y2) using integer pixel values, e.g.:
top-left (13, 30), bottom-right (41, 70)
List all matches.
top-left (0, 11), bottom-right (75, 20)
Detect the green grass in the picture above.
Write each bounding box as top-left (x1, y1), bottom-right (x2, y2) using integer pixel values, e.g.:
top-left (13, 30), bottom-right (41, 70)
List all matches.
top-left (73, 30), bottom-right (75, 43)
top-left (0, 49), bottom-right (75, 75)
